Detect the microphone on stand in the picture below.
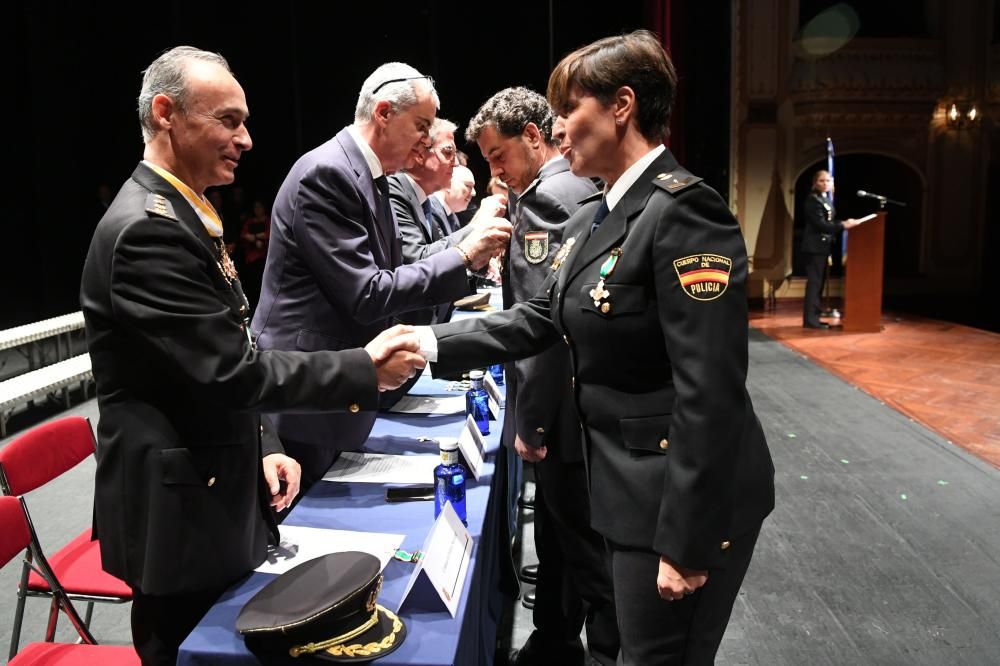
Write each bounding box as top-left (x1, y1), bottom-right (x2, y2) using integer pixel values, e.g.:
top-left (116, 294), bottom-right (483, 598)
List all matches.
top-left (856, 190), bottom-right (907, 207)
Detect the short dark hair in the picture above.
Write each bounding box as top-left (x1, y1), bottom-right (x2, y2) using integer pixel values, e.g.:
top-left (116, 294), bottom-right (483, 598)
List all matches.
top-left (547, 30), bottom-right (677, 142)
top-left (465, 87), bottom-right (555, 145)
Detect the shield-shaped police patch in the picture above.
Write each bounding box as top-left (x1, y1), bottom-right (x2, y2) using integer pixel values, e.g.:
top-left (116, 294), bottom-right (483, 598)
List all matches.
top-left (524, 231), bottom-right (549, 264)
top-left (672, 253), bottom-right (733, 301)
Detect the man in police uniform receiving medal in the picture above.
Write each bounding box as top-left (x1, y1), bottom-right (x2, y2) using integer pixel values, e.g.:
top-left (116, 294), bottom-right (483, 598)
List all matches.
top-left (466, 87), bottom-right (618, 666)
top-left (80, 46), bottom-right (424, 665)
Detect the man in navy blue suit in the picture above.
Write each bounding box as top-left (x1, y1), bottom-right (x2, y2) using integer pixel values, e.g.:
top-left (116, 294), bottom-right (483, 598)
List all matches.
top-left (252, 62), bottom-right (511, 491)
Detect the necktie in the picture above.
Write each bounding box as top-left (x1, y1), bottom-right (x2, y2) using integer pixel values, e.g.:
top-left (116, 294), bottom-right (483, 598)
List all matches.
top-left (421, 198), bottom-right (435, 238)
top-left (374, 176), bottom-right (402, 267)
top-left (591, 198), bottom-right (610, 235)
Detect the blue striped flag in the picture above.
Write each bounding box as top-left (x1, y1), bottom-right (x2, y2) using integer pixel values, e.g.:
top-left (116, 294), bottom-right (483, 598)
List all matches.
top-left (827, 137), bottom-right (848, 264)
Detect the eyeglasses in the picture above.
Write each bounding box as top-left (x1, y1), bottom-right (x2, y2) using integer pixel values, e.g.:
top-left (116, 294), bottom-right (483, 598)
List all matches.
top-left (371, 75), bottom-right (435, 95)
top-left (434, 145), bottom-right (458, 162)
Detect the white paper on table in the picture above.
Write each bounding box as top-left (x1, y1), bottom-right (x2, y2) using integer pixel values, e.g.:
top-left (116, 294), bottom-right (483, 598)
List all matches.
top-left (255, 525), bottom-right (404, 575)
top-left (388, 394), bottom-right (466, 415)
top-left (855, 213), bottom-right (878, 224)
top-left (322, 451), bottom-right (440, 484)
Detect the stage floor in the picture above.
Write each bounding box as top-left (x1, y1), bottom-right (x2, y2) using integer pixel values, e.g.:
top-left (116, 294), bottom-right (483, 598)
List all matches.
top-left (749, 301), bottom-right (1000, 469)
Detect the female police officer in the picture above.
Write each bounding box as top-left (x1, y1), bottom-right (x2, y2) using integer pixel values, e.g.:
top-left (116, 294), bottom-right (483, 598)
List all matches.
top-left (419, 31), bottom-right (774, 664)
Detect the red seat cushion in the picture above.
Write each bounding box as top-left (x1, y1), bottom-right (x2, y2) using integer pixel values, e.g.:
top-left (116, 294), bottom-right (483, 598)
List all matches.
top-left (25, 529), bottom-right (131, 599)
top-left (10, 643), bottom-right (140, 665)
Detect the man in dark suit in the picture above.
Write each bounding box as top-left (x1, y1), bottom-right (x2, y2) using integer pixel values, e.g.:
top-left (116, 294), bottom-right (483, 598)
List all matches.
top-left (252, 62), bottom-right (511, 492)
top-left (466, 87), bottom-right (617, 666)
top-left (80, 47), bottom-right (425, 665)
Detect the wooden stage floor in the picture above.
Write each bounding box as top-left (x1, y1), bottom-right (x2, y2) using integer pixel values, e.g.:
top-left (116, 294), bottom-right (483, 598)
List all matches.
top-left (749, 301), bottom-right (1000, 469)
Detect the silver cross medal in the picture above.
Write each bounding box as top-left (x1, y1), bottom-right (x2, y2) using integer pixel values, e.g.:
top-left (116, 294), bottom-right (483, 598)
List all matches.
top-left (590, 279), bottom-right (610, 307)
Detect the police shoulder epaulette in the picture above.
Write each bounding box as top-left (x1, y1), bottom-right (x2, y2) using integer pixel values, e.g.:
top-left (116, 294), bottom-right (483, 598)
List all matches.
top-left (652, 170), bottom-right (703, 195)
top-left (578, 191), bottom-right (604, 206)
top-left (144, 193), bottom-right (179, 221)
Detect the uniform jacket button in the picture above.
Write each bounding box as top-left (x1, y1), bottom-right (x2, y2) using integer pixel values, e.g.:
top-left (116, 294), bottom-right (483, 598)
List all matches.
top-left (563, 335), bottom-right (570, 345)
top-left (207, 477), bottom-right (216, 487)
top-left (721, 540), bottom-right (731, 550)
top-left (349, 403), bottom-right (360, 413)
top-left (659, 438), bottom-right (669, 450)
top-left (536, 427), bottom-right (545, 434)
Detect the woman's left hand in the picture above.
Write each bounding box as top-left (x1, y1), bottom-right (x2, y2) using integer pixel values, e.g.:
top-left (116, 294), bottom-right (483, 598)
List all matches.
top-left (657, 555), bottom-right (708, 601)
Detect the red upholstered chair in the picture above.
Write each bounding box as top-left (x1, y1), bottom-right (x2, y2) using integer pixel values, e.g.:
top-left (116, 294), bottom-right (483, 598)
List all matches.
top-left (0, 417), bottom-right (132, 660)
top-left (0, 496), bottom-right (138, 664)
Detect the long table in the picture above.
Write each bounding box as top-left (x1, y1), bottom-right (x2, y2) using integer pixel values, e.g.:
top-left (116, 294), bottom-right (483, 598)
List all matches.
top-left (178, 366), bottom-right (507, 665)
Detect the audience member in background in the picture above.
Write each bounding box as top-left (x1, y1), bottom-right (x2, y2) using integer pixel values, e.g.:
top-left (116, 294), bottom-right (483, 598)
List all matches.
top-left (80, 46), bottom-right (423, 665)
top-left (466, 85), bottom-right (614, 666)
top-left (420, 30), bottom-right (775, 664)
top-left (239, 199), bottom-right (272, 309)
top-left (252, 62), bottom-right (511, 492)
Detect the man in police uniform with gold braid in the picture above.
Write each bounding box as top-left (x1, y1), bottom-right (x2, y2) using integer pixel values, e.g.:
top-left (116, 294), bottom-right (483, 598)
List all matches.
top-left (81, 46), bottom-right (424, 665)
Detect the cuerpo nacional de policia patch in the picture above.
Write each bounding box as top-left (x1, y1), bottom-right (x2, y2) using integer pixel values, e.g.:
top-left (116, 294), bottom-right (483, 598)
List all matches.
top-left (524, 231), bottom-right (549, 264)
top-left (673, 253), bottom-right (732, 301)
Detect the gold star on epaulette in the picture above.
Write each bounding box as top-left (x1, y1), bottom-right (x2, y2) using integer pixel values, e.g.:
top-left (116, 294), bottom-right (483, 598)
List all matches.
top-left (145, 193), bottom-right (178, 220)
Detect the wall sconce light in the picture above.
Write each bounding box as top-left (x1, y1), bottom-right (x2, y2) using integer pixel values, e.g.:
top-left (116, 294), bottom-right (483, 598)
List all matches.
top-left (946, 101), bottom-right (981, 129)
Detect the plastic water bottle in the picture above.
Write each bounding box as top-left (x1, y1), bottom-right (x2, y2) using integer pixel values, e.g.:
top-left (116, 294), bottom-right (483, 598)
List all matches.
top-left (466, 370), bottom-right (490, 435)
top-left (489, 363), bottom-right (504, 386)
top-left (433, 440), bottom-right (467, 524)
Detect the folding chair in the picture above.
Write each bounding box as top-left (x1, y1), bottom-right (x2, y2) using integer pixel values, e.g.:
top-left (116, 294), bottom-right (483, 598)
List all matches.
top-left (0, 495), bottom-right (138, 664)
top-left (0, 416), bottom-right (132, 660)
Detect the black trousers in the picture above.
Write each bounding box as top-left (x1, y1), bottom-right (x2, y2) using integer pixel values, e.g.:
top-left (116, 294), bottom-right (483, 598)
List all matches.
top-left (608, 526), bottom-right (761, 666)
top-left (130, 586), bottom-right (226, 666)
top-left (524, 454), bottom-right (619, 666)
top-left (803, 252), bottom-right (828, 325)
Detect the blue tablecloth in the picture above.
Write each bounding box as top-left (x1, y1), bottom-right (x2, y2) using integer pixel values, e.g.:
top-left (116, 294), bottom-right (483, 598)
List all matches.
top-left (178, 357), bottom-right (506, 665)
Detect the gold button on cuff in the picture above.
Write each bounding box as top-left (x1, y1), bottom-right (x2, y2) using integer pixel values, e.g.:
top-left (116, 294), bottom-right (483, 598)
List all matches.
top-left (600, 302), bottom-right (611, 314)
top-left (349, 403), bottom-right (360, 413)
top-left (536, 427), bottom-right (545, 434)
top-left (207, 477), bottom-right (216, 487)
top-left (659, 438), bottom-right (669, 450)
top-left (720, 540), bottom-right (731, 550)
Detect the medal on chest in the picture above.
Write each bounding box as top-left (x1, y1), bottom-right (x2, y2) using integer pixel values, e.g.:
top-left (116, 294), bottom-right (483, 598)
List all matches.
top-left (215, 238), bottom-right (239, 285)
top-left (589, 247), bottom-right (622, 314)
top-left (550, 237), bottom-right (577, 272)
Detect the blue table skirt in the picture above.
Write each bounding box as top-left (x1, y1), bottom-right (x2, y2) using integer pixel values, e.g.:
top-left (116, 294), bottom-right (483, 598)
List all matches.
top-left (178, 370), bottom-right (506, 666)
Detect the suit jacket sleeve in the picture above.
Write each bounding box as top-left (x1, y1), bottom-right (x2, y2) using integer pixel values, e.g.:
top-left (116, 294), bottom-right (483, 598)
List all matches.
top-left (295, 164), bottom-right (471, 323)
top-left (512, 192), bottom-right (580, 449)
top-left (651, 185), bottom-right (752, 569)
top-left (109, 217), bottom-right (378, 413)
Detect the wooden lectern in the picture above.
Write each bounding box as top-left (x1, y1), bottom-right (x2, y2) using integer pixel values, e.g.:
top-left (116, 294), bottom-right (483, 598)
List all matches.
top-left (842, 211), bottom-right (886, 332)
